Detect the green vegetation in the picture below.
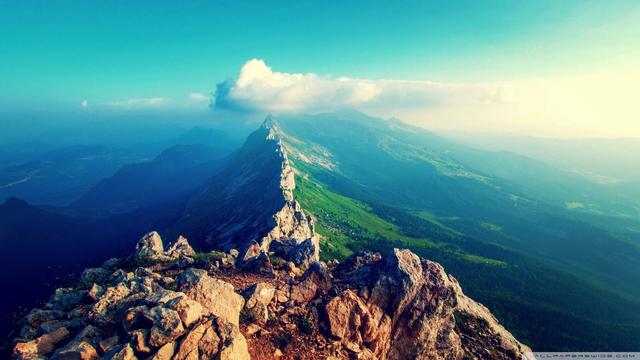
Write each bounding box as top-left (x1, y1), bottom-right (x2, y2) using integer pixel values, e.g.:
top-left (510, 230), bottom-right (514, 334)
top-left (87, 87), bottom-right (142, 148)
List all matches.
top-left (194, 251), bottom-right (225, 262)
top-left (193, 251), bottom-right (226, 267)
top-left (294, 172), bottom-right (504, 266)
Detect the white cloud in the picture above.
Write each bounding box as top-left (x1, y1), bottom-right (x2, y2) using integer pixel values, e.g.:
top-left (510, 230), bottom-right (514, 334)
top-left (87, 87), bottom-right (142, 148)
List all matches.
top-left (214, 59), bottom-right (382, 111)
top-left (80, 99), bottom-right (89, 108)
top-left (105, 97), bottom-right (168, 109)
top-left (188, 92), bottom-right (210, 103)
top-left (213, 59), bottom-right (640, 137)
top-left (213, 59), bottom-right (504, 112)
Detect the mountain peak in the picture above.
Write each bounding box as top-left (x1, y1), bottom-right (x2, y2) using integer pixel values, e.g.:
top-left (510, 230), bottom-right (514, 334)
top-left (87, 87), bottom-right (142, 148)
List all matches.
top-left (261, 115), bottom-right (282, 140)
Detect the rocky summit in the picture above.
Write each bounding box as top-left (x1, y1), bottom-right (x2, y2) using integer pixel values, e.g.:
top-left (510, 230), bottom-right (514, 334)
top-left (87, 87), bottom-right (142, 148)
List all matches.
top-left (12, 231), bottom-right (530, 359)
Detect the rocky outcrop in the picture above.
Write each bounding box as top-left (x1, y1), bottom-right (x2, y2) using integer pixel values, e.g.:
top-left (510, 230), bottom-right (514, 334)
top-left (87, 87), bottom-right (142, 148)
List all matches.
top-left (13, 234), bottom-right (529, 360)
top-left (172, 117), bottom-right (320, 270)
top-left (13, 234), bottom-right (248, 360)
top-left (324, 249), bottom-right (530, 359)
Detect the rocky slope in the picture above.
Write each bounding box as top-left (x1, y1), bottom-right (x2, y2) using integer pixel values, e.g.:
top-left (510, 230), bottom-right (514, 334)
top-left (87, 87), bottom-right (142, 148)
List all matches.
top-left (173, 118), bottom-right (319, 268)
top-left (12, 232), bottom-right (530, 359)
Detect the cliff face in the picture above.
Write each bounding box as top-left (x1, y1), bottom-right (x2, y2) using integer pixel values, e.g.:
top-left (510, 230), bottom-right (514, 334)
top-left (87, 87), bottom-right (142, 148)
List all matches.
top-left (173, 118), bottom-right (319, 267)
top-left (12, 233), bottom-right (530, 359)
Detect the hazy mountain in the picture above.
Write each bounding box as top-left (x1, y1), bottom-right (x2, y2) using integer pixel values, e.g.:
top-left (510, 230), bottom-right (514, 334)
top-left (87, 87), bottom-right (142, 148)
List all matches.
top-left (0, 145), bottom-right (147, 206)
top-left (442, 131), bottom-right (640, 183)
top-left (70, 144), bottom-right (228, 217)
top-left (0, 126), bottom-right (240, 208)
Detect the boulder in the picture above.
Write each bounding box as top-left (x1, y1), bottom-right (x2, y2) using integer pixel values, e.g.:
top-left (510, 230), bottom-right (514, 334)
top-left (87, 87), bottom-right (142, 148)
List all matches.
top-left (325, 290), bottom-right (381, 343)
top-left (79, 268), bottom-right (111, 287)
top-left (149, 342), bottom-right (176, 360)
top-left (98, 335), bottom-right (119, 354)
top-left (109, 344), bottom-right (138, 360)
top-left (198, 323), bottom-right (221, 358)
top-left (242, 282), bottom-right (275, 323)
top-left (178, 269), bottom-right (244, 327)
top-left (47, 288), bottom-right (86, 312)
top-left (218, 328), bottom-right (249, 360)
top-left (52, 340), bottom-right (99, 360)
top-left (148, 306), bottom-right (185, 347)
top-left (89, 283), bottom-right (131, 326)
top-left (131, 329), bottom-right (152, 354)
top-left (173, 321), bottom-right (207, 360)
top-left (285, 237), bottom-right (320, 269)
top-left (135, 231), bottom-right (166, 261)
top-left (13, 327), bottom-right (69, 359)
top-left (165, 296), bottom-right (203, 328)
top-left (166, 235), bottom-right (196, 259)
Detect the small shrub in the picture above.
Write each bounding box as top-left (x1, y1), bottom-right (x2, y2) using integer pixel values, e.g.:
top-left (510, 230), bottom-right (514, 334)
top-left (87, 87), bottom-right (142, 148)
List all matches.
top-left (268, 254), bottom-right (286, 268)
top-left (274, 333), bottom-right (292, 348)
top-left (266, 316), bottom-right (278, 328)
top-left (193, 251), bottom-right (226, 266)
top-left (298, 316), bottom-right (314, 335)
top-left (240, 308), bottom-right (257, 324)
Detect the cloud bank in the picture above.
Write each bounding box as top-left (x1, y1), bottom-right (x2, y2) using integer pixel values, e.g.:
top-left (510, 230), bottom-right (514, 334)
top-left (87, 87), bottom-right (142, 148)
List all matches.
top-left (212, 59), bottom-right (640, 137)
top-left (213, 59), bottom-right (507, 112)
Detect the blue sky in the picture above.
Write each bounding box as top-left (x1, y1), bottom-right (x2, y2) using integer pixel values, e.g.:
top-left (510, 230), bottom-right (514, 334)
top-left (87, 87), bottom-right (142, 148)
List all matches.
top-left (1, 0), bottom-right (639, 136)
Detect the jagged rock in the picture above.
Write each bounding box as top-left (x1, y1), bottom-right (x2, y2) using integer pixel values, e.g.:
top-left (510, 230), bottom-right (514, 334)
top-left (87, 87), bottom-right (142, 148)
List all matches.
top-left (131, 329), bottom-right (151, 353)
top-left (101, 257), bottom-right (120, 270)
top-left (242, 282), bottom-right (275, 324)
top-left (148, 306), bottom-right (185, 348)
top-left (322, 249), bottom-right (530, 359)
top-left (87, 283), bottom-right (104, 301)
top-left (199, 322), bottom-right (221, 357)
top-left (325, 290), bottom-right (381, 348)
top-left (108, 344), bottom-right (137, 360)
top-left (53, 339), bottom-right (99, 360)
top-left (149, 341), bottom-right (176, 360)
top-left (165, 296), bottom-right (202, 328)
top-left (90, 283), bottom-right (130, 326)
top-left (174, 321), bottom-right (207, 360)
top-left (135, 231), bottom-right (168, 261)
top-left (218, 327), bottom-right (249, 360)
top-left (240, 241), bottom-right (262, 263)
top-left (145, 288), bottom-right (183, 306)
top-left (285, 237), bottom-right (320, 269)
top-left (122, 305), bottom-right (151, 332)
top-left (47, 288), bottom-right (86, 311)
top-left (287, 260), bottom-right (332, 307)
top-left (241, 252), bottom-right (274, 275)
top-left (79, 268), bottom-right (111, 287)
top-left (166, 235), bottom-right (196, 259)
top-left (13, 327), bottom-right (69, 359)
top-left (178, 268), bottom-right (244, 327)
top-left (98, 335), bottom-right (119, 354)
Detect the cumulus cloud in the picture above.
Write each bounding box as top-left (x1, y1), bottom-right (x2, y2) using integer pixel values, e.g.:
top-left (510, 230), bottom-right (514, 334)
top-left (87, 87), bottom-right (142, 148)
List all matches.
top-left (213, 59), bottom-right (507, 112)
top-left (105, 97), bottom-right (168, 109)
top-left (214, 59), bottom-right (381, 111)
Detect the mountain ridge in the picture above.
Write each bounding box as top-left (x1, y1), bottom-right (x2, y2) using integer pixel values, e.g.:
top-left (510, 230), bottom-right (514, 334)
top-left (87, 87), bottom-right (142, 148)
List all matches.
top-left (171, 117), bottom-right (320, 268)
